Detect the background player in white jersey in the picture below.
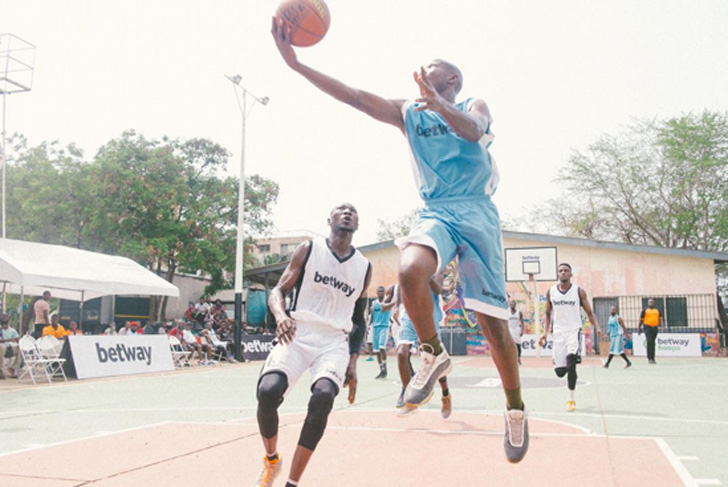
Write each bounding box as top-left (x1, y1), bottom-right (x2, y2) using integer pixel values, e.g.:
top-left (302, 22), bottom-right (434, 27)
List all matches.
top-left (253, 203), bottom-right (372, 487)
top-left (539, 263), bottom-right (602, 412)
top-left (368, 285), bottom-right (395, 379)
top-left (272, 19), bottom-right (528, 464)
top-left (395, 274), bottom-right (452, 418)
top-left (508, 300), bottom-right (525, 366)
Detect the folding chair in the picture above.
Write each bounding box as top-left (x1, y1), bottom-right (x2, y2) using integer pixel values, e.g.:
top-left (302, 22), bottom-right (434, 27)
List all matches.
top-left (36, 335), bottom-right (68, 381)
top-left (16, 335), bottom-right (53, 385)
top-left (169, 335), bottom-right (192, 367)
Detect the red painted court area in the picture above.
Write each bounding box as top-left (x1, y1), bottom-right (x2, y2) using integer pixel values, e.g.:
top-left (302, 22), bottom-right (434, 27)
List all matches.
top-left (0, 410), bottom-right (685, 487)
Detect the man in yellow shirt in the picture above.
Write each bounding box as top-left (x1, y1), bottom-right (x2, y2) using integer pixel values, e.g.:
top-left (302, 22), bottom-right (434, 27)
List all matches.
top-left (638, 299), bottom-right (664, 364)
top-left (42, 315), bottom-right (68, 339)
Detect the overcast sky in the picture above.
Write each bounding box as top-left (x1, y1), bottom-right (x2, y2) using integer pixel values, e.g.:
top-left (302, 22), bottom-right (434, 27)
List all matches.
top-left (3, 0), bottom-right (728, 246)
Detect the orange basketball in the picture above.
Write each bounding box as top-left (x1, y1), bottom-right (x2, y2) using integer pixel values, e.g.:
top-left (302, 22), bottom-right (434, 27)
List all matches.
top-left (275, 0), bottom-right (331, 47)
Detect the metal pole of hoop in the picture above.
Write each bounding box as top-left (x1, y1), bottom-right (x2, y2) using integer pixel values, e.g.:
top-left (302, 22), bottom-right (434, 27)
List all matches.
top-left (529, 273), bottom-right (542, 358)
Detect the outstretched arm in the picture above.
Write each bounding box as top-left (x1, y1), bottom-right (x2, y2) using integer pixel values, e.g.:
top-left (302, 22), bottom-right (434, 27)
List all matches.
top-left (272, 18), bottom-right (405, 131)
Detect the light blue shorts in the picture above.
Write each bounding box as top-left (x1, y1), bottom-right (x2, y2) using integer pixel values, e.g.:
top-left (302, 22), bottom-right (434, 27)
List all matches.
top-left (395, 197), bottom-right (508, 320)
top-left (610, 334), bottom-right (625, 355)
top-left (372, 325), bottom-right (389, 352)
top-left (398, 312), bottom-right (442, 347)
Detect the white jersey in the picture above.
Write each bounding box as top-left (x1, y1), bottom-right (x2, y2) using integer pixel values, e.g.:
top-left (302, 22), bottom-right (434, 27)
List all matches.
top-left (549, 284), bottom-right (583, 334)
top-left (508, 309), bottom-right (522, 344)
top-left (290, 238), bottom-right (371, 332)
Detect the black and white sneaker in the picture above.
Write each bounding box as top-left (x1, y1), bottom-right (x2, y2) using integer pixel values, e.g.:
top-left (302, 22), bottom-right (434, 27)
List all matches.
top-left (403, 344), bottom-right (451, 407)
top-left (503, 407), bottom-right (529, 464)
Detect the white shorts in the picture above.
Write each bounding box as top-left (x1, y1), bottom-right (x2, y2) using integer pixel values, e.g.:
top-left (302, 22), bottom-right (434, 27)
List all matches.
top-left (260, 322), bottom-right (349, 395)
top-left (552, 329), bottom-right (582, 368)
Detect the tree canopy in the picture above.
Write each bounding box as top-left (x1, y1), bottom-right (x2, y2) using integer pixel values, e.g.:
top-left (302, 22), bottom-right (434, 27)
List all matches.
top-left (4, 131), bottom-right (279, 316)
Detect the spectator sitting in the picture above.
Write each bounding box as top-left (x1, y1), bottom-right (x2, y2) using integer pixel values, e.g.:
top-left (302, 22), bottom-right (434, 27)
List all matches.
top-left (201, 321), bottom-right (233, 362)
top-left (193, 296), bottom-right (210, 326)
top-left (42, 315), bottom-right (67, 339)
top-left (181, 322), bottom-right (209, 365)
top-left (117, 321), bottom-right (132, 336)
top-left (169, 320), bottom-right (184, 338)
top-left (143, 321), bottom-right (158, 335)
top-left (218, 320), bottom-right (234, 341)
top-left (0, 314), bottom-right (20, 379)
top-left (67, 321), bottom-right (83, 336)
top-left (185, 302), bottom-right (197, 323)
top-left (103, 323), bottom-right (117, 335)
top-left (129, 321), bottom-right (143, 334)
top-left (212, 299), bottom-right (226, 318)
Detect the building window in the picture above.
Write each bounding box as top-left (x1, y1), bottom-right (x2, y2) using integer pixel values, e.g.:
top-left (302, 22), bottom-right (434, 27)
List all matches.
top-left (280, 244), bottom-right (289, 255)
top-left (258, 244), bottom-right (271, 253)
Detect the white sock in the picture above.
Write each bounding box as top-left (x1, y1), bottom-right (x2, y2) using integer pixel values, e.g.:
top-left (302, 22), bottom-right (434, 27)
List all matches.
top-left (568, 390), bottom-right (575, 401)
top-left (286, 480), bottom-right (299, 486)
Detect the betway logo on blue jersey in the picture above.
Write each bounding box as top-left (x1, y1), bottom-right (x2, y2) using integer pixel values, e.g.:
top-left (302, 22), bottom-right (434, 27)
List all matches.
top-left (313, 271), bottom-right (357, 297)
top-left (416, 122), bottom-right (453, 138)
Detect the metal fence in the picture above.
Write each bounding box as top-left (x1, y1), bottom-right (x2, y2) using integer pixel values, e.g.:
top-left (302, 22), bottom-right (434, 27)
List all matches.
top-left (593, 294), bottom-right (718, 334)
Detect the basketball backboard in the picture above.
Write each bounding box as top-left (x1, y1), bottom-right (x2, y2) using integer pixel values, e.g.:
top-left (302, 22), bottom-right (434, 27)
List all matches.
top-left (505, 246), bottom-right (558, 282)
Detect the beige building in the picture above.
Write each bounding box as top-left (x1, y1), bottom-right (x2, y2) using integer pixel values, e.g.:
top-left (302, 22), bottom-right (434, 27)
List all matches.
top-left (253, 231), bottom-right (324, 264)
top-left (247, 231), bottom-right (728, 335)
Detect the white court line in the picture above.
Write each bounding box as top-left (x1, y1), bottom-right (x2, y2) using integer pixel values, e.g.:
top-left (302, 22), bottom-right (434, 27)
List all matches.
top-left (0, 422), bottom-right (173, 458)
top-left (655, 437), bottom-right (699, 487)
top-left (678, 456), bottom-right (700, 461)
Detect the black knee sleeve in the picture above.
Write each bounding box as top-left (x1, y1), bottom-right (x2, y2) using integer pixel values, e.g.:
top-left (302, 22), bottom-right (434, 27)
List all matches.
top-left (257, 372), bottom-right (288, 439)
top-left (298, 378), bottom-right (338, 451)
top-left (566, 354), bottom-right (578, 390)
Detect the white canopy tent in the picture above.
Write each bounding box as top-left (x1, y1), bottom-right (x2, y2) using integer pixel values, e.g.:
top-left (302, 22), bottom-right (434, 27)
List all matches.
top-left (0, 239), bottom-right (179, 324)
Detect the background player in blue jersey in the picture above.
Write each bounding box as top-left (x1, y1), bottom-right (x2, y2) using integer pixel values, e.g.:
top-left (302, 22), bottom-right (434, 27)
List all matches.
top-left (273, 18), bottom-right (528, 464)
top-left (368, 285), bottom-right (395, 379)
top-left (604, 306), bottom-right (632, 369)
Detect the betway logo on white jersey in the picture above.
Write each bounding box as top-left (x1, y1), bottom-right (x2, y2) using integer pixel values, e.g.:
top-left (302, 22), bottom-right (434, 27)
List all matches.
top-left (313, 271), bottom-right (357, 297)
top-left (291, 238), bottom-right (370, 332)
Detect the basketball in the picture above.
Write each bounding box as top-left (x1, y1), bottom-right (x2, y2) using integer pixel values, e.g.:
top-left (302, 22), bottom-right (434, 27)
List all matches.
top-left (275, 0), bottom-right (330, 47)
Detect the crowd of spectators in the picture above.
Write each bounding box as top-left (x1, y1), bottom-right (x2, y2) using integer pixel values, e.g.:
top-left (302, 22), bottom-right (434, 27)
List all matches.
top-left (0, 293), bottom-right (262, 379)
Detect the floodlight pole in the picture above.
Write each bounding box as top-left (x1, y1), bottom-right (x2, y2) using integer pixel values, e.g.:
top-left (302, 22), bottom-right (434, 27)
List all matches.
top-left (226, 74), bottom-right (269, 361)
top-left (1, 91), bottom-right (6, 240)
top-left (529, 274), bottom-right (542, 358)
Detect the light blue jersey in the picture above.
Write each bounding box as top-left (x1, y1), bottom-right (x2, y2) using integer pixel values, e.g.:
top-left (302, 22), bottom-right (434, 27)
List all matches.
top-left (371, 300), bottom-right (391, 328)
top-left (395, 98), bottom-right (508, 320)
top-left (608, 314), bottom-right (625, 354)
top-left (402, 99), bottom-right (498, 202)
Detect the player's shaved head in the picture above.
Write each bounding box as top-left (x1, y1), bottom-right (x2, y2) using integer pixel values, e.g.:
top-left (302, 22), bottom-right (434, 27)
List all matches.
top-left (434, 58), bottom-right (463, 94)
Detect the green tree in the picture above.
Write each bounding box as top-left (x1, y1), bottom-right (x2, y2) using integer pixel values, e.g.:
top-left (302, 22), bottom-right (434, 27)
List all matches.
top-left (525, 111), bottom-right (728, 288)
top-left (89, 131), bottom-right (279, 319)
top-left (5, 135), bottom-right (95, 247)
top-left (376, 208), bottom-right (419, 242)
top-left (5, 132), bottom-right (280, 320)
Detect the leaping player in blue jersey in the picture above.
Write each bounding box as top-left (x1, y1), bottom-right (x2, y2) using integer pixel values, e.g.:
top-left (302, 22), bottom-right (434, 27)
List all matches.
top-left (273, 18), bottom-right (528, 464)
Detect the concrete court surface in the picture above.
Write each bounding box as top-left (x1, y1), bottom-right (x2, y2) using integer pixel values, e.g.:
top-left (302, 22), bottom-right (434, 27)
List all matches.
top-left (0, 354), bottom-right (726, 486)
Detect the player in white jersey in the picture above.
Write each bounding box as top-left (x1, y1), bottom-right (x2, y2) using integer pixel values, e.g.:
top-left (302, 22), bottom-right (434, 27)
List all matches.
top-left (272, 20), bottom-right (528, 465)
top-left (539, 263), bottom-right (602, 412)
top-left (253, 203), bottom-right (372, 487)
top-left (508, 300), bottom-right (525, 365)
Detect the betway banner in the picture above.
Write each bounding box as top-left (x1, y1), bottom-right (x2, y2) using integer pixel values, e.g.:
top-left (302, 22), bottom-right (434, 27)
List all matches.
top-left (632, 333), bottom-right (701, 357)
top-left (242, 334), bottom-right (276, 361)
top-left (66, 335), bottom-right (175, 379)
top-left (520, 333), bottom-right (587, 357)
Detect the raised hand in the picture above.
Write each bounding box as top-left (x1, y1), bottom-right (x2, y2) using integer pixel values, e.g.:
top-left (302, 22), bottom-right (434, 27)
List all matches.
top-left (271, 16), bottom-right (299, 69)
top-left (413, 66), bottom-right (445, 113)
